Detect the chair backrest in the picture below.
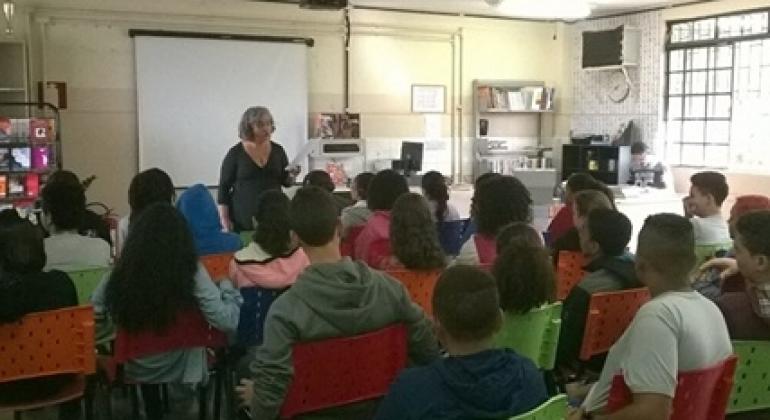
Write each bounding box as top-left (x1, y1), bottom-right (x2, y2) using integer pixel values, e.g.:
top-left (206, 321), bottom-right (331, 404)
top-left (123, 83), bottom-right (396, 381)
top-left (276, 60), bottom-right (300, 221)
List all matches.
top-left (114, 309), bottom-right (227, 364)
top-left (200, 253), bottom-right (234, 281)
top-left (494, 302), bottom-right (563, 370)
top-left (695, 242), bottom-right (733, 267)
top-left (341, 225), bottom-right (365, 258)
top-left (728, 340), bottom-right (770, 414)
top-left (607, 355), bottom-right (738, 420)
top-left (509, 394), bottom-right (567, 420)
top-left (0, 306), bottom-right (96, 383)
top-left (579, 288), bottom-right (651, 361)
top-left (65, 266), bottom-right (110, 304)
top-left (237, 287), bottom-right (287, 348)
top-left (556, 251), bottom-right (586, 300)
top-left (239, 230), bottom-right (255, 247)
top-left (280, 324), bottom-right (408, 418)
top-left (386, 270), bottom-right (442, 317)
top-left (437, 219), bottom-right (469, 256)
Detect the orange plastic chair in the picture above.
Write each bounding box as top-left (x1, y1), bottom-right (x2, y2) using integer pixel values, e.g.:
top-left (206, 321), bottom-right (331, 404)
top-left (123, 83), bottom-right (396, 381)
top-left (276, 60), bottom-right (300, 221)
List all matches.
top-left (579, 288), bottom-right (651, 361)
top-left (280, 324), bottom-right (407, 418)
top-left (0, 306), bottom-right (96, 412)
top-left (200, 253), bottom-right (234, 282)
top-left (556, 251), bottom-right (586, 300)
top-left (607, 355), bottom-right (738, 420)
top-left (386, 270), bottom-right (442, 317)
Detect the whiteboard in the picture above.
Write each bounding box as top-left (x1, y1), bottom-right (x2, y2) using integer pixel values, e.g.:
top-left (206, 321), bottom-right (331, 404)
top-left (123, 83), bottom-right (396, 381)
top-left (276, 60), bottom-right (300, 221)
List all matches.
top-left (135, 36), bottom-right (309, 186)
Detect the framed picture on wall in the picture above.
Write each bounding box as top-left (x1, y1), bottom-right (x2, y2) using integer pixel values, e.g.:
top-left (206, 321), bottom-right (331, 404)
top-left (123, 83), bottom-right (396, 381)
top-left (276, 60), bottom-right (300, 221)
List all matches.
top-left (411, 84), bottom-right (446, 113)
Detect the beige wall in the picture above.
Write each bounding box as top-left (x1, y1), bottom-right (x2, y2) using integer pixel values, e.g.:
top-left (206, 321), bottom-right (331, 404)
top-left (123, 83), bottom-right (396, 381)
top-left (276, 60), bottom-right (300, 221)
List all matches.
top-left (12, 0), bottom-right (568, 213)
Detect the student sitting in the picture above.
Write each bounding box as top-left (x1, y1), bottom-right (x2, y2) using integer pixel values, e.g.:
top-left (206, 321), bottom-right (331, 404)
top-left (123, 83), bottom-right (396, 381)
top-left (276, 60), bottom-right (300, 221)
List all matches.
top-left (717, 210), bottom-right (770, 340)
top-left (557, 209), bottom-right (639, 373)
top-left (375, 265), bottom-right (547, 419)
top-left (92, 203), bottom-right (241, 419)
top-left (116, 168), bottom-right (175, 252)
top-left (44, 170), bottom-right (112, 246)
top-left (41, 181), bottom-right (111, 271)
top-left (303, 169), bottom-right (350, 214)
top-left (354, 169), bottom-right (409, 266)
top-left (341, 171), bottom-right (374, 238)
top-left (461, 172), bottom-right (502, 243)
top-left (570, 214), bottom-right (732, 419)
top-left (382, 192), bottom-right (446, 270)
top-left (684, 171), bottom-right (730, 246)
top-left (546, 173), bottom-right (597, 247)
top-left (236, 186), bottom-right (438, 419)
top-left (456, 175), bottom-right (532, 265)
top-left (229, 190), bottom-right (310, 289)
top-left (693, 194), bottom-right (770, 299)
top-left (494, 228), bottom-right (555, 315)
top-left (496, 221), bottom-right (545, 251)
top-left (176, 183), bottom-right (241, 256)
top-left (421, 170), bottom-right (461, 222)
top-left (0, 214), bottom-right (81, 420)
top-left (552, 188), bottom-right (614, 265)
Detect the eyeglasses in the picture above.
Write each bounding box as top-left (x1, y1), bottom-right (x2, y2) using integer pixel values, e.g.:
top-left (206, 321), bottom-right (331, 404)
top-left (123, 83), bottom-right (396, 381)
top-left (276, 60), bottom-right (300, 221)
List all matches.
top-left (254, 120), bottom-right (273, 128)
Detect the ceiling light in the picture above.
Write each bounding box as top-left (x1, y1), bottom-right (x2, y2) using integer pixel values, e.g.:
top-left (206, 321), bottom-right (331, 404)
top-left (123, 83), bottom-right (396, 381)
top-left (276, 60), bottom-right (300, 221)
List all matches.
top-left (489, 0), bottom-right (592, 20)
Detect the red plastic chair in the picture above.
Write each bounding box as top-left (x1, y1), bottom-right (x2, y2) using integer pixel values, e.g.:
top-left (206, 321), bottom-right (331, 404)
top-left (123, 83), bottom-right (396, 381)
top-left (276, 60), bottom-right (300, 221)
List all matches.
top-left (607, 355), bottom-right (738, 420)
top-left (109, 309), bottom-right (229, 420)
top-left (200, 253), bottom-right (234, 282)
top-left (579, 288), bottom-right (651, 361)
top-left (280, 324), bottom-right (408, 418)
top-left (0, 306), bottom-right (96, 412)
top-left (556, 251), bottom-right (586, 300)
top-left (341, 225), bottom-right (365, 258)
top-left (386, 270), bottom-right (442, 317)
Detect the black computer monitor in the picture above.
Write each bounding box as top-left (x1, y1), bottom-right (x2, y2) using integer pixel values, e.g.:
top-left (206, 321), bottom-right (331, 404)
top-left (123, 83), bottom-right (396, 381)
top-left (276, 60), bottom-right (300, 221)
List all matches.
top-left (400, 142), bottom-right (424, 175)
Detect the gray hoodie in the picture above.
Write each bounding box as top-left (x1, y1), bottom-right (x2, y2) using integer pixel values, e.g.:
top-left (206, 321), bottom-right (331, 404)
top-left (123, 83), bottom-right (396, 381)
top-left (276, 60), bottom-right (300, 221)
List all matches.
top-left (247, 257), bottom-right (439, 419)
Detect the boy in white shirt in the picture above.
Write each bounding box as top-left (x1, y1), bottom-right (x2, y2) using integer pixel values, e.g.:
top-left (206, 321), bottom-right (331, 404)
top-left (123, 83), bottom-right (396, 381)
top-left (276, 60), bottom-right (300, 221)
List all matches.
top-left (685, 171), bottom-right (730, 246)
top-left (568, 213), bottom-right (732, 420)
top-left (42, 181), bottom-right (111, 271)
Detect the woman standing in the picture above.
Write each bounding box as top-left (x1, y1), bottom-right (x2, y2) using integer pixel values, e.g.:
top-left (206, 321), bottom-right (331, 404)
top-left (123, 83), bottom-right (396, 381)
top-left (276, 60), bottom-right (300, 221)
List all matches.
top-left (218, 107), bottom-right (298, 232)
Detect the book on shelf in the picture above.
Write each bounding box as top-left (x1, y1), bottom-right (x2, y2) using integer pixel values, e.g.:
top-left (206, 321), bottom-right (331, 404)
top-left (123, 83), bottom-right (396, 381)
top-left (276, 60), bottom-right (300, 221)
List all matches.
top-left (507, 91), bottom-right (525, 111)
top-left (477, 86), bottom-right (493, 110)
top-left (0, 117), bottom-right (56, 142)
top-left (492, 88), bottom-right (508, 110)
top-left (8, 174), bottom-right (25, 197)
top-left (0, 175), bottom-right (5, 199)
top-left (25, 173), bottom-right (39, 198)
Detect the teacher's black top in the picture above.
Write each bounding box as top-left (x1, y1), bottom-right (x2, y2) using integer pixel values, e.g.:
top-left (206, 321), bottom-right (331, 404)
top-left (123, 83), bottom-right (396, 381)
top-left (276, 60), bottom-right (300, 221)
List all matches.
top-left (218, 141), bottom-right (291, 232)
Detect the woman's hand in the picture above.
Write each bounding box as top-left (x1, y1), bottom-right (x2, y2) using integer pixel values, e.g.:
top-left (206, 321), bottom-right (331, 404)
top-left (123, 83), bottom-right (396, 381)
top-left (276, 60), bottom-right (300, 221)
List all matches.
top-left (699, 257), bottom-right (739, 280)
top-left (218, 205), bottom-right (232, 232)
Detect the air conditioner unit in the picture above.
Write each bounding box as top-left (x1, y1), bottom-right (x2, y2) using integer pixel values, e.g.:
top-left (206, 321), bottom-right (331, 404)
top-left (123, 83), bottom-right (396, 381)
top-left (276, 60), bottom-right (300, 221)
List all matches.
top-left (582, 25), bottom-right (640, 70)
top-left (299, 0), bottom-right (347, 10)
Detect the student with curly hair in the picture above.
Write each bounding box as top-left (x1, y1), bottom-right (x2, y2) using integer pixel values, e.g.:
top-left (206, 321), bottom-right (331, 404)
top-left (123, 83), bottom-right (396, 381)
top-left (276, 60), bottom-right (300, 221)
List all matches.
top-left (455, 175), bottom-right (532, 265)
top-left (383, 193), bottom-right (446, 270)
top-left (92, 203), bottom-right (241, 419)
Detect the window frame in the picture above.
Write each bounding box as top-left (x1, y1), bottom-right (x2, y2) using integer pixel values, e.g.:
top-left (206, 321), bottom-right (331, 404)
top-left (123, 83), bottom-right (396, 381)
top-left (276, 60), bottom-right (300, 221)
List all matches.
top-left (665, 8), bottom-right (770, 169)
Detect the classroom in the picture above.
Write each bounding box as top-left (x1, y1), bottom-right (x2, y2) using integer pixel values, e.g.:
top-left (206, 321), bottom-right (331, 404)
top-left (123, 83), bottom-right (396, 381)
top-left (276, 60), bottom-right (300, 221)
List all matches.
top-left (1, 0), bottom-right (770, 419)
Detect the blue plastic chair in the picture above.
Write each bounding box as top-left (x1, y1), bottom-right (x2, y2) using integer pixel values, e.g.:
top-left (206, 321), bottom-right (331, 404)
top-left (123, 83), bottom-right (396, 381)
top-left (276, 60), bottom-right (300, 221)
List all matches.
top-left (237, 287), bottom-right (287, 347)
top-left (437, 219), bottom-right (470, 256)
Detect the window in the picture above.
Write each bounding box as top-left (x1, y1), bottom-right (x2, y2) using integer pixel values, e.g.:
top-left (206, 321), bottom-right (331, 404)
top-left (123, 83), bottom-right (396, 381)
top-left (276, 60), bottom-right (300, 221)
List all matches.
top-left (666, 9), bottom-right (770, 169)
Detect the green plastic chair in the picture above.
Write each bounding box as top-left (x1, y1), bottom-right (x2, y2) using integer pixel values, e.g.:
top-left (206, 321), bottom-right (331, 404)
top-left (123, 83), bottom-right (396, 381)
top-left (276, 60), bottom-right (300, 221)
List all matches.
top-left (727, 340), bottom-right (770, 414)
top-left (65, 266), bottom-right (110, 304)
top-left (239, 230), bottom-right (255, 247)
top-left (510, 394), bottom-right (567, 420)
top-left (494, 302), bottom-right (563, 370)
top-left (694, 242), bottom-right (733, 267)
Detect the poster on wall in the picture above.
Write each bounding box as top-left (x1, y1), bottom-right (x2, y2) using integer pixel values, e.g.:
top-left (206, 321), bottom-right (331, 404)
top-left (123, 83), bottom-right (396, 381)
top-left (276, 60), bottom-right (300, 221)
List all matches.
top-left (412, 85), bottom-right (445, 113)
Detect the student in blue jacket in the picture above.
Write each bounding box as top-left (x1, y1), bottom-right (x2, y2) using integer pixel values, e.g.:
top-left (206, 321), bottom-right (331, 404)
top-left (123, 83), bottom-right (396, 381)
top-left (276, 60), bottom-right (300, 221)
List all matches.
top-left (177, 183), bottom-right (242, 256)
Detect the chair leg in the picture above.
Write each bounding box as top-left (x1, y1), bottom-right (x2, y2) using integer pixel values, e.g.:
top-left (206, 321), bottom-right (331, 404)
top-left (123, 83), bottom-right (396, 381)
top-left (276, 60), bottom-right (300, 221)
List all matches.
top-left (84, 375), bottom-right (96, 420)
top-left (13, 411), bottom-right (21, 420)
top-left (161, 384), bottom-right (170, 413)
top-left (130, 385), bottom-right (141, 417)
top-left (213, 366), bottom-right (222, 420)
top-left (140, 384), bottom-right (164, 420)
top-left (198, 383), bottom-right (208, 420)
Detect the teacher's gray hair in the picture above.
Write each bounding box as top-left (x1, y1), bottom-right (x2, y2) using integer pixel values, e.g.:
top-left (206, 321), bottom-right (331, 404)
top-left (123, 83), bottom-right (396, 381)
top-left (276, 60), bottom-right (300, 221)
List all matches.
top-left (239, 106), bottom-right (273, 140)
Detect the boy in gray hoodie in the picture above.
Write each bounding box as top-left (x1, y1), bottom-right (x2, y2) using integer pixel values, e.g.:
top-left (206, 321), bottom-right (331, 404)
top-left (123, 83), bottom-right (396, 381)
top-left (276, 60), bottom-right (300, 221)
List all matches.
top-left (237, 186), bottom-right (439, 419)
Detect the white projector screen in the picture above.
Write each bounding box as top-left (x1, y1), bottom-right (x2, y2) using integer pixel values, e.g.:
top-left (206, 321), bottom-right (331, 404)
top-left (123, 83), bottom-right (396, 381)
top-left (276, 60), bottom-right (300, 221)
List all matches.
top-left (135, 35), bottom-right (309, 187)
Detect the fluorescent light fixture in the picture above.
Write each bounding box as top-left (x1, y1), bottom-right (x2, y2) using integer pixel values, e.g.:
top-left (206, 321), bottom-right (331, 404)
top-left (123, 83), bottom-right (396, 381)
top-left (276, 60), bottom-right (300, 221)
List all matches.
top-left (2, 0), bottom-right (14, 35)
top-left (490, 0), bottom-right (592, 20)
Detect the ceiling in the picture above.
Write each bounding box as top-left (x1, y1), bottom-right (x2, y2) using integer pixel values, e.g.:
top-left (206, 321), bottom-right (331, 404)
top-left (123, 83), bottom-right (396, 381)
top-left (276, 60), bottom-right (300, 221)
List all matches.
top-left (347, 0), bottom-right (705, 19)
